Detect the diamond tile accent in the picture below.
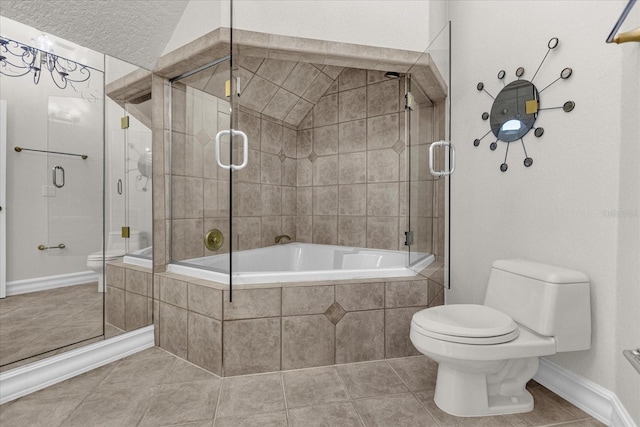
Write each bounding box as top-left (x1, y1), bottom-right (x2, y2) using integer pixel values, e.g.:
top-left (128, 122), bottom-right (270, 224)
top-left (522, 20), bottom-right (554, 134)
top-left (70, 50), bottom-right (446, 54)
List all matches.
top-left (196, 128), bottom-right (210, 145)
top-left (324, 302), bottom-right (347, 325)
top-left (392, 139), bottom-right (406, 154)
top-left (308, 151), bottom-right (318, 163)
top-left (279, 149), bottom-right (287, 163)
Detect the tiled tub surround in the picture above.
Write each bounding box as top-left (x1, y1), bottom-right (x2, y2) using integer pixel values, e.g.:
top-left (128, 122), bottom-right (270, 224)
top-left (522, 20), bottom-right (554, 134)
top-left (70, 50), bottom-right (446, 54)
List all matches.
top-left (105, 262), bottom-right (154, 338)
top-left (154, 260), bottom-right (445, 377)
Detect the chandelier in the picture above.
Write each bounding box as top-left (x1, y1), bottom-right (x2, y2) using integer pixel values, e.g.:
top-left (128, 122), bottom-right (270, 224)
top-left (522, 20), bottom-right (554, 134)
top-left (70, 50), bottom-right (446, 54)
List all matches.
top-left (0, 35), bottom-right (93, 89)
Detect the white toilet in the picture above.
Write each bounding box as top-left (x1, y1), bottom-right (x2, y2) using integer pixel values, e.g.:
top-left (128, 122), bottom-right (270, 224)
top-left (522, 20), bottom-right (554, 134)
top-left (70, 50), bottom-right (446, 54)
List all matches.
top-left (87, 231), bottom-right (147, 292)
top-left (410, 259), bottom-right (590, 417)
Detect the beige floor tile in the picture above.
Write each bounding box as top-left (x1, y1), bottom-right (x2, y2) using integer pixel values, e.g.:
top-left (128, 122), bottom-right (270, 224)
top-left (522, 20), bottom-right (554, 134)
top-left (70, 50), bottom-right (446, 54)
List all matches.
top-left (337, 361), bottom-right (408, 399)
top-left (354, 392), bottom-right (438, 426)
top-left (415, 389), bottom-right (515, 427)
top-left (283, 366), bottom-right (350, 408)
top-left (138, 379), bottom-right (220, 426)
top-left (288, 401), bottom-right (363, 426)
top-left (0, 393), bottom-right (87, 427)
top-left (213, 412), bottom-right (288, 427)
top-left (387, 355), bottom-right (438, 392)
top-left (216, 373), bottom-right (285, 418)
top-left (503, 387), bottom-right (580, 427)
top-left (97, 353), bottom-right (176, 390)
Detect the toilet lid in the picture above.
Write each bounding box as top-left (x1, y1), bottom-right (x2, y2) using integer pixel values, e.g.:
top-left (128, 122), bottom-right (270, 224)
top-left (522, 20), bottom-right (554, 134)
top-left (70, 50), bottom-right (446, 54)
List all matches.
top-left (412, 304), bottom-right (519, 344)
top-left (88, 249), bottom-right (125, 261)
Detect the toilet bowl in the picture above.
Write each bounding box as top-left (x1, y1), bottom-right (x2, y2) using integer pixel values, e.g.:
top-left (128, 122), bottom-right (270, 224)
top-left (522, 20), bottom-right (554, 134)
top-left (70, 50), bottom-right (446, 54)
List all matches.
top-left (410, 259), bottom-right (590, 417)
top-left (87, 231), bottom-right (146, 292)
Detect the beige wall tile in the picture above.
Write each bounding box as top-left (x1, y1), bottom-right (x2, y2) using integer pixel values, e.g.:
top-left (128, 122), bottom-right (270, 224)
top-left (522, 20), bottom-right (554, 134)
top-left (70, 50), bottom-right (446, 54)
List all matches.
top-left (223, 288), bottom-right (281, 320)
top-left (261, 185), bottom-right (282, 216)
top-left (335, 282), bottom-right (384, 311)
top-left (367, 149), bottom-right (399, 183)
top-left (233, 183), bottom-right (261, 216)
top-left (367, 113), bottom-right (399, 150)
top-left (159, 276), bottom-right (188, 308)
top-left (223, 318), bottom-right (281, 376)
top-left (336, 310), bottom-right (384, 364)
top-left (285, 99), bottom-right (314, 126)
top-left (187, 312), bottom-right (222, 375)
top-left (159, 302), bottom-right (188, 358)
top-left (338, 119), bottom-right (367, 153)
top-left (282, 187), bottom-right (297, 216)
top-left (106, 285), bottom-right (125, 330)
top-left (313, 125), bottom-right (338, 156)
top-left (313, 215), bottom-right (338, 245)
top-left (367, 217), bottom-right (399, 251)
top-left (282, 62), bottom-right (321, 97)
top-left (338, 184), bottom-right (367, 216)
top-left (235, 217), bottom-right (262, 250)
top-left (339, 68), bottom-right (367, 91)
top-left (125, 292), bottom-right (150, 331)
top-left (261, 153), bottom-right (282, 185)
top-left (282, 315), bottom-right (335, 370)
top-left (338, 87), bottom-right (367, 122)
top-left (296, 215), bottom-right (312, 243)
top-left (312, 155), bottom-right (338, 186)
top-left (367, 79), bottom-right (400, 117)
top-left (296, 158), bottom-right (312, 187)
top-left (188, 283), bottom-right (222, 320)
top-left (338, 152), bottom-right (366, 184)
top-left (385, 280), bottom-right (430, 308)
top-left (313, 186), bottom-right (338, 216)
top-left (385, 306), bottom-right (426, 358)
top-left (313, 94), bottom-right (338, 127)
top-left (296, 129), bottom-right (313, 159)
top-left (296, 187), bottom-right (312, 215)
top-left (264, 88), bottom-right (298, 121)
top-left (256, 59), bottom-right (296, 86)
top-left (302, 73), bottom-right (335, 104)
top-left (337, 216), bottom-right (367, 247)
top-left (282, 158), bottom-right (297, 187)
top-left (241, 76), bottom-right (279, 113)
top-left (282, 285), bottom-right (334, 316)
top-left (106, 264), bottom-right (125, 289)
top-left (126, 269), bottom-right (152, 297)
top-left (367, 183), bottom-right (399, 217)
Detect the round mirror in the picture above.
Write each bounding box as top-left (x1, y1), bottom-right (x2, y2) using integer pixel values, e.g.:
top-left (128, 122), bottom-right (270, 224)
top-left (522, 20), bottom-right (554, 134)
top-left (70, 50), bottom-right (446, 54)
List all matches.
top-left (489, 79), bottom-right (539, 142)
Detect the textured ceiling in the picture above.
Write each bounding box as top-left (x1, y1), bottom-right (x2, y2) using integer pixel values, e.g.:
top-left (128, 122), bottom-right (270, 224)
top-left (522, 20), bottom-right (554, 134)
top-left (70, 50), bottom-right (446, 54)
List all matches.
top-left (0, 0), bottom-right (189, 69)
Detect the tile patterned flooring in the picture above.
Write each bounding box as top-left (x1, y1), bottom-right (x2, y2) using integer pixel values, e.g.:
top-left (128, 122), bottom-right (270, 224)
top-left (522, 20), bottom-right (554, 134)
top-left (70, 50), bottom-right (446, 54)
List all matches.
top-left (0, 284), bottom-right (103, 369)
top-left (0, 347), bottom-right (605, 427)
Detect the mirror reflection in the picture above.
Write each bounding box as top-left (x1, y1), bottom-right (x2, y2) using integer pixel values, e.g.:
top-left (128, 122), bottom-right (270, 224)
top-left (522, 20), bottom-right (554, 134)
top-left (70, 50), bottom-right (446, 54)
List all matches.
top-left (0, 16), bottom-right (153, 369)
top-left (489, 80), bottom-right (539, 142)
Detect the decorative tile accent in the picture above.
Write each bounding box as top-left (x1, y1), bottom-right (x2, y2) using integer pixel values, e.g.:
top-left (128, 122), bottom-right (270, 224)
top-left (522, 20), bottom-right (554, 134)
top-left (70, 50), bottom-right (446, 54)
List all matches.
top-left (324, 301), bottom-right (347, 325)
top-left (278, 149), bottom-right (287, 162)
top-left (392, 139), bottom-right (406, 154)
top-left (307, 151), bottom-right (318, 163)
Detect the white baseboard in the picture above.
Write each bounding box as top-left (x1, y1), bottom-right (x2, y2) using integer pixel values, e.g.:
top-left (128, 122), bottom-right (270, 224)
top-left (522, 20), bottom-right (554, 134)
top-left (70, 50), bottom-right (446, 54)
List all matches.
top-left (534, 357), bottom-right (637, 427)
top-left (6, 271), bottom-right (99, 296)
top-left (0, 325), bottom-right (154, 405)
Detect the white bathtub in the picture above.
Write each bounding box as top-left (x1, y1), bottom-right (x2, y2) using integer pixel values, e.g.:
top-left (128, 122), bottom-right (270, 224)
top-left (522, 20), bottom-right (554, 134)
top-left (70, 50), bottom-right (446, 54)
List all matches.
top-left (167, 243), bottom-right (434, 285)
top-left (123, 246), bottom-right (153, 269)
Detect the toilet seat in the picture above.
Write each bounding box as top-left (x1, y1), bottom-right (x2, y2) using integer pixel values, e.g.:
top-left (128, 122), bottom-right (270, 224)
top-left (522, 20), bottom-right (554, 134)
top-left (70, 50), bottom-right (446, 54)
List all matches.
top-left (87, 249), bottom-right (125, 262)
top-left (412, 304), bottom-right (519, 345)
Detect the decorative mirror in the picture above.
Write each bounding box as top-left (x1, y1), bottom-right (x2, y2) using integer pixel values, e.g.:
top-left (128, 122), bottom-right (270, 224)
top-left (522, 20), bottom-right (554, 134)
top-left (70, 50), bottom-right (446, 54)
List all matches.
top-left (474, 37), bottom-right (575, 172)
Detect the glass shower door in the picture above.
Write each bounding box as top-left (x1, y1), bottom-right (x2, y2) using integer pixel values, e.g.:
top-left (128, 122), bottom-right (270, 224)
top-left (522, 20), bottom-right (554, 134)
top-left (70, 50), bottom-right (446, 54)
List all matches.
top-left (406, 23), bottom-right (450, 285)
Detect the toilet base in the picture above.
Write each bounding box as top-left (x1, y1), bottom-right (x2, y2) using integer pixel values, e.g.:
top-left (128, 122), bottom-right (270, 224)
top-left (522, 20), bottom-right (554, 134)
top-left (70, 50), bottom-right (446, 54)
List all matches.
top-left (433, 357), bottom-right (539, 417)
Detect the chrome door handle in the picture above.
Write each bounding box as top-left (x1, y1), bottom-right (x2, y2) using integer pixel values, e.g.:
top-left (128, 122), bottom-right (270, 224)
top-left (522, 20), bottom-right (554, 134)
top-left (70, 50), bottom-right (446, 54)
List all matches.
top-left (52, 165), bottom-right (65, 188)
top-left (429, 140), bottom-right (455, 177)
top-left (117, 179), bottom-right (123, 195)
top-left (215, 129), bottom-right (249, 171)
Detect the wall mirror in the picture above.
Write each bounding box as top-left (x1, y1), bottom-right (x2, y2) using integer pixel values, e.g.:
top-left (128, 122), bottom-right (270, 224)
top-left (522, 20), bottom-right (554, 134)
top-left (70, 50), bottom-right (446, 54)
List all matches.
top-left (0, 15), bottom-right (153, 370)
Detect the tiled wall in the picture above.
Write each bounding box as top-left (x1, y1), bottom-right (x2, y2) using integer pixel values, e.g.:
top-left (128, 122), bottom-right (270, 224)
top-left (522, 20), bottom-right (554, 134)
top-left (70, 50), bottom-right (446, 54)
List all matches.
top-left (153, 260), bottom-right (445, 377)
top-left (105, 263), bottom-right (153, 337)
top-left (295, 68), bottom-right (444, 255)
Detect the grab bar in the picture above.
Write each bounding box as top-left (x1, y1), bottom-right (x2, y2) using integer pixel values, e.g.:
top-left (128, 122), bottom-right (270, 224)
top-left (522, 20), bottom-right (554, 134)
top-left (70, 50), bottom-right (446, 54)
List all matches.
top-left (15, 146), bottom-right (88, 159)
top-left (52, 166), bottom-right (65, 188)
top-left (215, 129), bottom-right (249, 171)
top-left (38, 243), bottom-right (66, 250)
top-left (429, 140), bottom-right (456, 177)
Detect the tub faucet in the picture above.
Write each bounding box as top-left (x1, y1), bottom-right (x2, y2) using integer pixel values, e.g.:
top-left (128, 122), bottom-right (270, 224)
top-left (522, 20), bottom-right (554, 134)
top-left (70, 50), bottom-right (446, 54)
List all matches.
top-left (275, 234), bottom-right (291, 244)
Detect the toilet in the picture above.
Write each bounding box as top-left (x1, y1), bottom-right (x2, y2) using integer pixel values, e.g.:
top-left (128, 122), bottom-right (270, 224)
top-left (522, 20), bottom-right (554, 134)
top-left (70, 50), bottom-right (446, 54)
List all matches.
top-left (87, 231), bottom-right (147, 292)
top-left (410, 259), bottom-right (590, 417)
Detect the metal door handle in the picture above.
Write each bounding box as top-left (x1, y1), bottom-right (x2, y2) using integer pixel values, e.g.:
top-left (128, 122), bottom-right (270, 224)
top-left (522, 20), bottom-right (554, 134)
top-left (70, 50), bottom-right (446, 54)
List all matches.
top-left (52, 166), bottom-right (65, 188)
top-left (117, 179), bottom-right (123, 195)
top-left (215, 129), bottom-right (249, 171)
top-left (429, 140), bottom-right (456, 177)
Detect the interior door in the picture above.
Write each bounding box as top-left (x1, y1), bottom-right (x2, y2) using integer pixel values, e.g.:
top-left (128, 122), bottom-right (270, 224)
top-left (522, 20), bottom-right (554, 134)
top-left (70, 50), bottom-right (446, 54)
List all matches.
top-left (405, 23), bottom-right (451, 287)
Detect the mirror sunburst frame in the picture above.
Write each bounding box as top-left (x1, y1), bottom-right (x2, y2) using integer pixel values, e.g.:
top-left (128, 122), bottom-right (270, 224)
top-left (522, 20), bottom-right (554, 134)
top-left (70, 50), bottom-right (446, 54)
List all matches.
top-left (474, 37), bottom-right (575, 172)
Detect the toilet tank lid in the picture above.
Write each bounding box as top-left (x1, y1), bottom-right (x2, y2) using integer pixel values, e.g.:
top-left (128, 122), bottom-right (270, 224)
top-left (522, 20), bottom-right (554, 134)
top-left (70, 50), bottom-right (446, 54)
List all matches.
top-left (492, 259), bottom-right (589, 284)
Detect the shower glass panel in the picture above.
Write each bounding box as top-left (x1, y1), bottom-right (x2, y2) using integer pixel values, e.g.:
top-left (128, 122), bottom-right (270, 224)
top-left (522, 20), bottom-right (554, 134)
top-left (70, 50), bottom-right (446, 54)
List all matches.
top-left (406, 22), bottom-right (450, 284)
top-left (169, 58), bottom-right (232, 273)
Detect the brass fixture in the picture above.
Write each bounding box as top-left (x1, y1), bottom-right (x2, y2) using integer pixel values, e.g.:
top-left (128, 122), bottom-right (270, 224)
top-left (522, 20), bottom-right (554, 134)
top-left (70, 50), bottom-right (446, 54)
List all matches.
top-left (14, 146), bottom-right (88, 159)
top-left (38, 243), bottom-right (65, 250)
top-left (121, 116), bottom-right (130, 129)
top-left (122, 226), bottom-right (130, 238)
top-left (275, 234), bottom-right (291, 244)
top-left (205, 229), bottom-right (224, 251)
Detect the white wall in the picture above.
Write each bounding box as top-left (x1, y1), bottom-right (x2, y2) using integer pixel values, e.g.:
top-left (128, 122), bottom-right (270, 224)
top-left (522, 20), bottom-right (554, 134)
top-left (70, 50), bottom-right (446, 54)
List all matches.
top-left (164, 0), bottom-right (449, 56)
top-left (448, 1), bottom-right (639, 423)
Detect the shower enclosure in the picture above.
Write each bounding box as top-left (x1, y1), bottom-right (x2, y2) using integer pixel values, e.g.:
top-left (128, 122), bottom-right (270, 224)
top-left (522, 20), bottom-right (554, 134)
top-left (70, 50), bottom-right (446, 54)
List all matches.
top-left (166, 25), bottom-right (451, 295)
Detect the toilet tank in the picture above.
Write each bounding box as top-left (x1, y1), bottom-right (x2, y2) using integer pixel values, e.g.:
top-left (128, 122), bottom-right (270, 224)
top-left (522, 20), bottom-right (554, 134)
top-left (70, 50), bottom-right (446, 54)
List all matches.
top-left (484, 259), bottom-right (590, 352)
top-left (107, 231), bottom-right (147, 253)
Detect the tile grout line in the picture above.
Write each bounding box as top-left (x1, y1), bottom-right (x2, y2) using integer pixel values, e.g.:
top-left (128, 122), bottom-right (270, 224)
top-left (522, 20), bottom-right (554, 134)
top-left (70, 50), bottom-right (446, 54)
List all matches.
top-left (333, 364), bottom-right (367, 427)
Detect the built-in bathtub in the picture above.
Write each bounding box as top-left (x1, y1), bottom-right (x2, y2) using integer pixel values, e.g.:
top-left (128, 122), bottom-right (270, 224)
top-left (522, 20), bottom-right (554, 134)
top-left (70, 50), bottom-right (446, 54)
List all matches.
top-left (166, 243), bottom-right (435, 285)
top-left (123, 246), bottom-right (153, 268)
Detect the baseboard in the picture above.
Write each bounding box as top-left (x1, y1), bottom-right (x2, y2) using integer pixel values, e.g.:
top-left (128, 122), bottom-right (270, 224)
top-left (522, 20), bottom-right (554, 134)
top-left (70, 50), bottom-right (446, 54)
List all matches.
top-left (534, 357), bottom-right (637, 427)
top-left (0, 325), bottom-right (154, 405)
top-left (6, 271), bottom-right (99, 296)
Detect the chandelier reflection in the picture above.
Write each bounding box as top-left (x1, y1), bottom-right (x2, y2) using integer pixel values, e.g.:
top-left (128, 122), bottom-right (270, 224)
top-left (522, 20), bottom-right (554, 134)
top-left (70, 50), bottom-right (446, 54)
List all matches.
top-left (0, 36), bottom-right (92, 90)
